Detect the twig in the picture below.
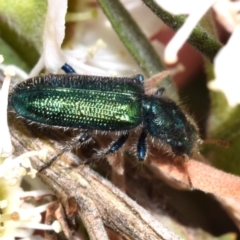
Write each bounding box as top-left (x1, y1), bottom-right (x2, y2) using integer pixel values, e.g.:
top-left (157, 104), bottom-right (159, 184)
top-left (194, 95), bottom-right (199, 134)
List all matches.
top-left (10, 118), bottom-right (183, 240)
top-left (142, 0), bottom-right (222, 62)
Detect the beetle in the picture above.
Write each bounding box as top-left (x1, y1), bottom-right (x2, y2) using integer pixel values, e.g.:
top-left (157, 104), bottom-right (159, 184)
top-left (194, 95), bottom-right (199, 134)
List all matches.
top-left (9, 64), bottom-right (200, 170)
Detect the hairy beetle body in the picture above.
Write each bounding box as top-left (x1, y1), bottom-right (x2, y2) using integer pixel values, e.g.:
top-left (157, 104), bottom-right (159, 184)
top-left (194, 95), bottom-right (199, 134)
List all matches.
top-left (10, 66), bottom-right (199, 162)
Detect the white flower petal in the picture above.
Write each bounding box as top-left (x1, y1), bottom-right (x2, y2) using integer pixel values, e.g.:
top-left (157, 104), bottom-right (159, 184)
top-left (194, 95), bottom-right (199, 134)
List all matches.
top-left (28, 56), bottom-right (44, 77)
top-left (52, 220), bottom-right (62, 233)
top-left (213, 0), bottom-right (240, 32)
top-left (17, 222), bottom-right (55, 230)
top-left (164, 1), bottom-right (215, 64)
top-left (0, 67), bottom-right (13, 157)
top-left (210, 26), bottom-right (240, 106)
top-left (43, 0), bottom-right (68, 73)
top-left (30, 0), bottom-right (68, 76)
top-left (0, 200), bottom-right (8, 209)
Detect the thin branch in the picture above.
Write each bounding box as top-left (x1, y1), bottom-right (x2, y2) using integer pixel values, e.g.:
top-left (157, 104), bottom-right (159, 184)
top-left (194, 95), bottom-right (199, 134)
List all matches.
top-left (39, 163), bottom-right (182, 240)
top-left (10, 118), bottom-right (183, 240)
top-left (142, 0), bottom-right (222, 62)
top-left (96, 0), bottom-right (165, 77)
top-left (96, 0), bottom-right (177, 102)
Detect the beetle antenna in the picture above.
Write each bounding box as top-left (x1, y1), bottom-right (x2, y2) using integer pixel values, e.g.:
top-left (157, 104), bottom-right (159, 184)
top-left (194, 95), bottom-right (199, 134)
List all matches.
top-left (203, 139), bottom-right (229, 148)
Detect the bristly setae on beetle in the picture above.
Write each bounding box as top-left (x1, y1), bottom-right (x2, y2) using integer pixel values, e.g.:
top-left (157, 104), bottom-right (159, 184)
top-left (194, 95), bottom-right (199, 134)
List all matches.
top-left (9, 64), bottom-right (200, 170)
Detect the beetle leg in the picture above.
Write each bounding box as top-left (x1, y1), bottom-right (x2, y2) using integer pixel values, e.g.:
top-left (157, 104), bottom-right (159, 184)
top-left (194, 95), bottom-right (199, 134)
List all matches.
top-left (85, 133), bottom-right (129, 164)
top-left (134, 74), bottom-right (144, 86)
top-left (137, 129), bottom-right (148, 161)
top-left (39, 132), bottom-right (92, 172)
top-left (105, 133), bottom-right (129, 155)
top-left (61, 63), bottom-right (76, 74)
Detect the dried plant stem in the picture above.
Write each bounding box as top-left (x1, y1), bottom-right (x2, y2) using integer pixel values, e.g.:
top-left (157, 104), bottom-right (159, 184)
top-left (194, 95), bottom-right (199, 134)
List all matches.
top-left (38, 162), bottom-right (183, 240)
top-left (10, 119), bottom-right (183, 240)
